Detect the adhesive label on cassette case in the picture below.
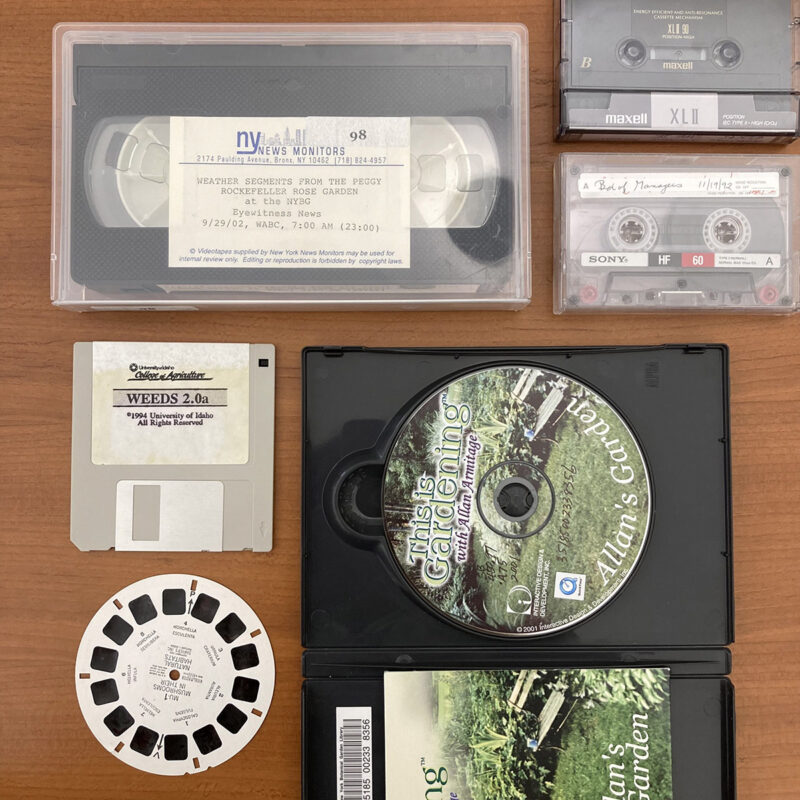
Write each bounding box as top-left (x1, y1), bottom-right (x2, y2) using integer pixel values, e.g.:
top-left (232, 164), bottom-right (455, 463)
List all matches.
top-left (91, 342), bottom-right (250, 466)
top-left (578, 172), bottom-right (781, 200)
top-left (382, 366), bottom-right (651, 637)
top-left (169, 116), bottom-right (411, 270)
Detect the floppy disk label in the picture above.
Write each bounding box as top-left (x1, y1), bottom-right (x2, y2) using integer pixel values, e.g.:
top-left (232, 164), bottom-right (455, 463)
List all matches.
top-left (168, 116), bottom-right (411, 270)
top-left (91, 342), bottom-right (250, 466)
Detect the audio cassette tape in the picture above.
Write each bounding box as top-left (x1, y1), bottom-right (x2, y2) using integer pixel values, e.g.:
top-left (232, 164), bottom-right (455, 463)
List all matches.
top-left (302, 346), bottom-right (733, 651)
top-left (51, 24), bottom-right (530, 311)
top-left (555, 153), bottom-right (800, 312)
top-left (557, 0), bottom-right (800, 140)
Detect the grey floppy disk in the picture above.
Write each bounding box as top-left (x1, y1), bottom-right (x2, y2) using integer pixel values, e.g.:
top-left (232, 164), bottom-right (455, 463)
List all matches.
top-left (71, 342), bottom-right (275, 551)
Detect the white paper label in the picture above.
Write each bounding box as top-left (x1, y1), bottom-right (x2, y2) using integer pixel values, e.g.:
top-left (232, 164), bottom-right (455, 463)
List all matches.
top-left (578, 171), bottom-right (781, 199)
top-left (651, 93), bottom-right (719, 130)
top-left (169, 116), bottom-right (411, 270)
top-left (91, 342), bottom-right (250, 466)
top-left (336, 706), bottom-right (373, 800)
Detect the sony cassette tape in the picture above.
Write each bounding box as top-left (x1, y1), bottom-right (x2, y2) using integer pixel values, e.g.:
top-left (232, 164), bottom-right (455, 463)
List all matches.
top-left (51, 24), bottom-right (530, 311)
top-left (302, 650), bottom-right (736, 800)
top-left (555, 153), bottom-right (800, 312)
top-left (302, 346), bottom-right (733, 651)
top-left (557, 0), bottom-right (800, 141)
top-left (71, 342), bottom-right (275, 551)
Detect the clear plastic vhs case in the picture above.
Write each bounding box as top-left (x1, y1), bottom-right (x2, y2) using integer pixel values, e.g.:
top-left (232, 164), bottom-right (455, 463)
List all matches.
top-left (51, 24), bottom-right (530, 311)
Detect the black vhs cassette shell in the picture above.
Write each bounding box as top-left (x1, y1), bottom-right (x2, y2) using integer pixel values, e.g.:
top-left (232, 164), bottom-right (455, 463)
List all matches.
top-left (66, 37), bottom-right (523, 295)
top-left (302, 346), bottom-right (733, 651)
top-left (302, 649), bottom-right (736, 800)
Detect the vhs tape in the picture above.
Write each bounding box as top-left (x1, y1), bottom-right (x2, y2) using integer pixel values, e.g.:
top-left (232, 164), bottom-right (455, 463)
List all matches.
top-left (302, 346), bottom-right (733, 650)
top-left (51, 24), bottom-right (530, 311)
top-left (71, 342), bottom-right (275, 551)
top-left (555, 154), bottom-right (800, 312)
top-left (557, 0), bottom-right (800, 141)
top-left (302, 651), bottom-right (736, 800)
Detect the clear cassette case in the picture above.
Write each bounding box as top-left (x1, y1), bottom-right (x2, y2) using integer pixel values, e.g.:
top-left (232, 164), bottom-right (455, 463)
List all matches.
top-left (555, 153), bottom-right (800, 313)
top-left (51, 24), bottom-right (530, 311)
top-left (557, 0), bottom-right (800, 141)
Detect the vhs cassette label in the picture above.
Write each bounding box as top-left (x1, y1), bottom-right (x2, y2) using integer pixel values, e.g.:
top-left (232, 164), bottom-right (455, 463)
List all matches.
top-left (169, 116), bottom-right (411, 271)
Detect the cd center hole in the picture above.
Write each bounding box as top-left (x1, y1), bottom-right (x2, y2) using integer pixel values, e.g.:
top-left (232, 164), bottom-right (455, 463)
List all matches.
top-left (169, 669), bottom-right (180, 681)
top-left (496, 481), bottom-right (536, 519)
top-left (620, 218), bottom-right (645, 244)
top-left (714, 219), bottom-right (740, 244)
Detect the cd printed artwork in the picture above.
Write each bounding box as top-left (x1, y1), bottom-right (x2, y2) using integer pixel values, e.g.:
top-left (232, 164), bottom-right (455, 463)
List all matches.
top-left (75, 575), bottom-right (275, 775)
top-left (383, 366), bottom-right (651, 636)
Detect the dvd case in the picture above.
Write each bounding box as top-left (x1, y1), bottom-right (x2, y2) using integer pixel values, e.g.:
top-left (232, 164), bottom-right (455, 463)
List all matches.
top-left (302, 650), bottom-right (735, 800)
top-left (51, 24), bottom-right (530, 311)
top-left (555, 153), bottom-right (800, 313)
top-left (557, 0), bottom-right (800, 141)
top-left (302, 346), bottom-right (733, 650)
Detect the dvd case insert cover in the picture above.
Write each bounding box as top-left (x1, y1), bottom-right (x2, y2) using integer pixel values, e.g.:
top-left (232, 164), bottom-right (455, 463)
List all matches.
top-left (51, 24), bottom-right (530, 310)
top-left (383, 668), bottom-right (673, 800)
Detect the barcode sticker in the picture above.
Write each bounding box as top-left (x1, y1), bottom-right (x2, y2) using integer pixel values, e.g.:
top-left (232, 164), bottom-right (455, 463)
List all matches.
top-left (336, 706), bottom-right (373, 800)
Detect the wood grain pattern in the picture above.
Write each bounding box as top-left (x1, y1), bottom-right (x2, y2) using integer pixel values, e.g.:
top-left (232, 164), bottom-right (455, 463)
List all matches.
top-left (1, 1), bottom-right (799, 796)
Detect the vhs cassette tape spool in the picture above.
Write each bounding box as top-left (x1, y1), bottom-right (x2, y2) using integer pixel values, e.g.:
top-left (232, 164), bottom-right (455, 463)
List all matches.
top-left (557, 155), bottom-right (799, 311)
top-left (303, 346), bottom-right (733, 651)
top-left (86, 116), bottom-right (500, 233)
top-left (75, 574), bottom-right (275, 775)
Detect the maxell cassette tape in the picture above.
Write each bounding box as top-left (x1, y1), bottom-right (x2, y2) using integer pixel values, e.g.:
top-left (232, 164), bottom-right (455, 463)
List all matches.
top-left (557, 0), bottom-right (800, 141)
top-left (71, 342), bottom-right (275, 551)
top-left (302, 346), bottom-right (733, 650)
top-left (555, 153), bottom-right (800, 312)
top-left (51, 24), bottom-right (530, 311)
top-left (302, 650), bottom-right (736, 800)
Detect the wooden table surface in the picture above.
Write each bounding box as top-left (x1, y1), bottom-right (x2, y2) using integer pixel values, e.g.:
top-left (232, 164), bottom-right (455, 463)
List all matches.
top-left (1, 1), bottom-right (798, 797)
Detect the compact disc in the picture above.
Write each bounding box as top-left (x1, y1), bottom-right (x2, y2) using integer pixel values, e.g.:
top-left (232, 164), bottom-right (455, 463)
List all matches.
top-left (75, 574), bottom-right (274, 775)
top-left (382, 366), bottom-right (652, 637)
